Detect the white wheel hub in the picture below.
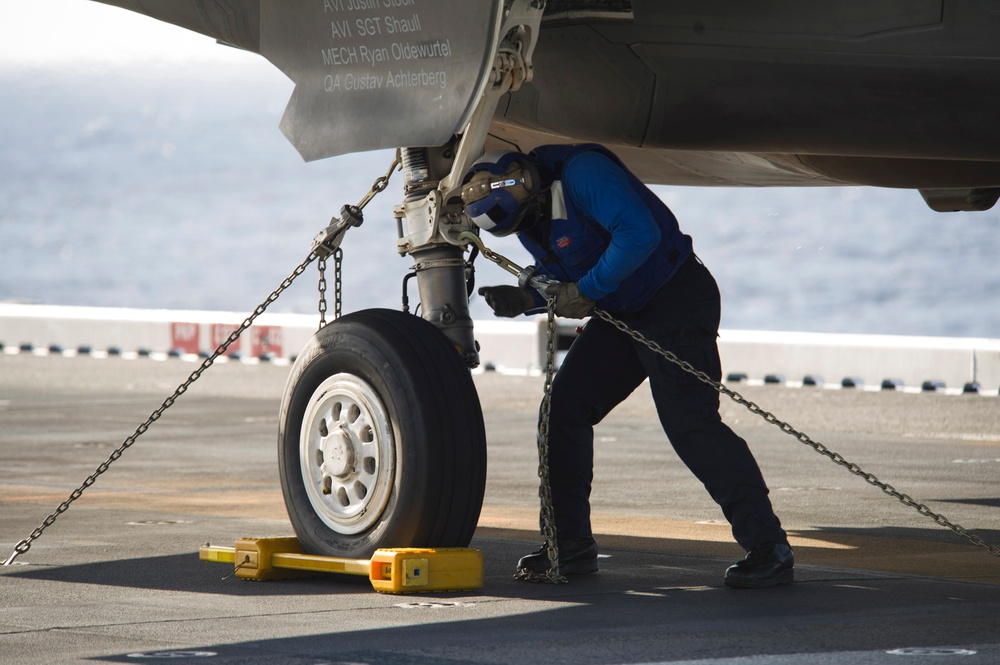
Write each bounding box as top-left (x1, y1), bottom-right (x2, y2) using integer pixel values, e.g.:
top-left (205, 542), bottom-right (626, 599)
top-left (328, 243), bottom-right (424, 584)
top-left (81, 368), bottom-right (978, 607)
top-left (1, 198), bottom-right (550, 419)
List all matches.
top-left (300, 373), bottom-right (395, 535)
top-left (322, 428), bottom-right (354, 478)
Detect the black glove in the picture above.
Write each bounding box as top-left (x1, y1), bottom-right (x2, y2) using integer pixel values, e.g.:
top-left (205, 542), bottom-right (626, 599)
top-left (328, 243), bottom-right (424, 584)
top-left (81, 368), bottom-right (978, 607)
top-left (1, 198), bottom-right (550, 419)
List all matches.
top-left (543, 281), bottom-right (595, 318)
top-left (478, 285), bottom-right (534, 317)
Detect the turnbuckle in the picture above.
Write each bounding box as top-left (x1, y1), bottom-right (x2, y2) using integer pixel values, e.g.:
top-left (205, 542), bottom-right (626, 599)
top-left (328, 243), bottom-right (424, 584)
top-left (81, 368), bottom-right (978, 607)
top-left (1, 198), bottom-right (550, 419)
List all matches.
top-left (312, 205), bottom-right (364, 258)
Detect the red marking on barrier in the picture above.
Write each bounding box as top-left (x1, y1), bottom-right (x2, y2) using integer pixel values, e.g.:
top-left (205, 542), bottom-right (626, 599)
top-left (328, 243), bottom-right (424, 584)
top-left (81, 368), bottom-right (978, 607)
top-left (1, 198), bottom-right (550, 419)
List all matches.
top-left (211, 323), bottom-right (240, 354)
top-left (170, 322), bottom-right (200, 354)
top-left (251, 326), bottom-right (283, 358)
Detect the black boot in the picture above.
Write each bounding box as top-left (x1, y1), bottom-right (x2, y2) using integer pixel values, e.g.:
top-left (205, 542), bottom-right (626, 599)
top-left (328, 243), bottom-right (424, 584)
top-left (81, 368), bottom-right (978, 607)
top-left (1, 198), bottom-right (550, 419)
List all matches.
top-left (724, 542), bottom-right (794, 588)
top-left (516, 537), bottom-right (599, 575)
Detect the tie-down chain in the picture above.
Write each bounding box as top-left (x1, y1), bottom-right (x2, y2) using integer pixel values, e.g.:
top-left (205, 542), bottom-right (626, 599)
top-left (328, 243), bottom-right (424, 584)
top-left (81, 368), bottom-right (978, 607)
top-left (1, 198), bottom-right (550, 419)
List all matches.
top-left (2, 159), bottom-right (399, 566)
top-left (458, 233), bottom-right (1000, 583)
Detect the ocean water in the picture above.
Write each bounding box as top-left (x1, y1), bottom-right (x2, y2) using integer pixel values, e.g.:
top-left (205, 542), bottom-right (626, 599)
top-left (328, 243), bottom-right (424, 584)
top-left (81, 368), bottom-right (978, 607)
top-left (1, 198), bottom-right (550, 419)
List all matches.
top-left (2, 66), bottom-right (999, 339)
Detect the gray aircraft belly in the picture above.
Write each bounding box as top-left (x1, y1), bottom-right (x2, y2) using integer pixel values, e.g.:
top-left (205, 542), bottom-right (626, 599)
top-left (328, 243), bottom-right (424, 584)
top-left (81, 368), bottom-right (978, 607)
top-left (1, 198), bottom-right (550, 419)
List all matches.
top-left (88, 1), bottom-right (1000, 204)
top-left (93, 0), bottom-right (504, 160)
top-left (260, 0), bottom-right (504, 160)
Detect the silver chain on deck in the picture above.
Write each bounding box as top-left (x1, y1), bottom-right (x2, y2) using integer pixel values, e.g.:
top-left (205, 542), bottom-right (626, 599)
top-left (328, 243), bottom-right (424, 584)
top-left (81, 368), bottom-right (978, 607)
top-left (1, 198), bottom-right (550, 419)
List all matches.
top-left (590, 307), bottom-right (1000, 559)
top-left (2, 251), bottom-right (319, 566)
top-left (514, 297), bottom-right (568, 584)
top-left (462, 238), bottom-right (1000, 580)
top-left (3, 160), bottom-right (398, 567)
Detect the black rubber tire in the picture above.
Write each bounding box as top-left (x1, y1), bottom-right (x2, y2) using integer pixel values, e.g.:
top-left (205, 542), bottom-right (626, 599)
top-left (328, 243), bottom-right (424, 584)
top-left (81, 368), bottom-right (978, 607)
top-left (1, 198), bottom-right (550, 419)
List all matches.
top-left (277, 309), bottom-right (487, 558)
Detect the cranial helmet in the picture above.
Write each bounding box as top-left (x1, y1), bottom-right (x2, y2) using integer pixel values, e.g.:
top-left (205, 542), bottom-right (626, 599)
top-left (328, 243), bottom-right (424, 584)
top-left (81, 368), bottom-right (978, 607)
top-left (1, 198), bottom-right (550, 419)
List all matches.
top-left (460, 150), bottom-right (540, 236)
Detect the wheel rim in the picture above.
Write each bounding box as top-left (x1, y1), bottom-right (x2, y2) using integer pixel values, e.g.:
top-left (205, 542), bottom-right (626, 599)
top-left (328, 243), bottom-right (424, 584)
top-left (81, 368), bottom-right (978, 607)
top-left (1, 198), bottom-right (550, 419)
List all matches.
top-left (299, 373), bottom-right (395, 535)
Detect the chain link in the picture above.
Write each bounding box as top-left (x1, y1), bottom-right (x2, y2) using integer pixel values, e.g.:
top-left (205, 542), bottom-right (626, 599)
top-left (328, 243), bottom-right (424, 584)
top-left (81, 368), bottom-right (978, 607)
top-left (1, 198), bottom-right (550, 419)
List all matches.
top-left (318, 255), bottom-right (328, 328)
top-left (356, 157), bottom-right (397, 211)
top-left (316, 247), bottom-right (344, 330)
top-left (591, 308), bottom-right (1000, 559)
top-left (515, 297), bottom-right (568, 584)
top-left (3, 251), bottom-right (321, 566)
top-left (334, 247), bottom-right (343, 320)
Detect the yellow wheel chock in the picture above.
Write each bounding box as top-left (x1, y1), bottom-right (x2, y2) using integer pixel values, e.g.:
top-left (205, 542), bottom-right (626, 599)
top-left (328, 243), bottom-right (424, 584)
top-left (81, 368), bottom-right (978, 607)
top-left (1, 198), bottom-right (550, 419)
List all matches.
top-left (199, 537), bottom-right (483, 594)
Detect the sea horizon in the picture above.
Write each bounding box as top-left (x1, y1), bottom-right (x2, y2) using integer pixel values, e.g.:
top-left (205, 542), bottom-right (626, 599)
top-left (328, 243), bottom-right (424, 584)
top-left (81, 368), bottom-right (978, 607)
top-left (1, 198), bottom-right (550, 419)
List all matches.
top-left (2, 3), bottom-right (998, 340)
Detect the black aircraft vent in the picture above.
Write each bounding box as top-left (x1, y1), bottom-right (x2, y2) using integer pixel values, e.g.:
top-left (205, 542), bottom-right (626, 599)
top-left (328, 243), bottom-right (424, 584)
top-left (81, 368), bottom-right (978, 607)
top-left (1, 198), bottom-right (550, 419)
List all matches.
top-left (545, 1), bottom-right (633, 16)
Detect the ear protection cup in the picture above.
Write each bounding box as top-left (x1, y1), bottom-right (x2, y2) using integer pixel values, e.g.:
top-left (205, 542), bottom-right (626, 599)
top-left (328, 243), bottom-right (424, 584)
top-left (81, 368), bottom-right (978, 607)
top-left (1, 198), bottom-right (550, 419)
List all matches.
top-left (461, 151), bottom-right (540, 236)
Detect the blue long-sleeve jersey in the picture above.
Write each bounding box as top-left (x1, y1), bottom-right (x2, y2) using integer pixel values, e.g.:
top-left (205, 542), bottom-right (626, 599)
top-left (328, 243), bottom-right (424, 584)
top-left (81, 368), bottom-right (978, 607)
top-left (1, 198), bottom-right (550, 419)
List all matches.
top-left (517, 144), bottom-right (693, 314)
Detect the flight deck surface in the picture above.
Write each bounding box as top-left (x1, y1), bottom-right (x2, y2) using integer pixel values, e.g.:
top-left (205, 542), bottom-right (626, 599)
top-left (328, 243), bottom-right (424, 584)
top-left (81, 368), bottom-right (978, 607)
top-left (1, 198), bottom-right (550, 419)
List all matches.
top-left (2, 354), bottom-right (998, 664)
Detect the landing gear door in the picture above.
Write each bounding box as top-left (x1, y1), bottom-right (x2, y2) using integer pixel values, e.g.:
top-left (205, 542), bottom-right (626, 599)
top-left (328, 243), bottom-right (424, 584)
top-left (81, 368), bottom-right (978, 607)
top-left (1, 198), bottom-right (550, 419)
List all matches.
top-left (260, 0), bottom-right (505, 161)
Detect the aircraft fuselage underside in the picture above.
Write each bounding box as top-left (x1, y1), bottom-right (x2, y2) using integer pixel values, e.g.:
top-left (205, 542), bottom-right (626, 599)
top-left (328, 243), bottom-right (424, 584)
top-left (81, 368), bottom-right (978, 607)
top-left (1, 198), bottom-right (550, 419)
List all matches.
top-left (94, 0), bottom-right (1000, 210)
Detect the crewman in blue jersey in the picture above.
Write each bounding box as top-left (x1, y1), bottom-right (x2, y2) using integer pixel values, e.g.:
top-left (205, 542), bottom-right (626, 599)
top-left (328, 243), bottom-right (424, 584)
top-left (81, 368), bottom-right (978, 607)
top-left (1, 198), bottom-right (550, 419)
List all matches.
top-left (461, 144), bottom-right (793, 588)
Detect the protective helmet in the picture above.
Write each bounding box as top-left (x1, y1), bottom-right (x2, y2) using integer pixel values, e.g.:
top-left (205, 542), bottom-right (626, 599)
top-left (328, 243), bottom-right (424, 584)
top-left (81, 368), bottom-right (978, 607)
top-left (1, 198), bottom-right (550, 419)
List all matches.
top-left (461, 150), bottom-right (540, 236)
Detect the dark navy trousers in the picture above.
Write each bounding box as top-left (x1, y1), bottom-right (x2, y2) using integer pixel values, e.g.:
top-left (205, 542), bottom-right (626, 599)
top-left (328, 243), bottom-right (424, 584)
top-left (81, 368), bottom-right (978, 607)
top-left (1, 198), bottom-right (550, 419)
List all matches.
top-left (544, 256), bottom-right (788, 551)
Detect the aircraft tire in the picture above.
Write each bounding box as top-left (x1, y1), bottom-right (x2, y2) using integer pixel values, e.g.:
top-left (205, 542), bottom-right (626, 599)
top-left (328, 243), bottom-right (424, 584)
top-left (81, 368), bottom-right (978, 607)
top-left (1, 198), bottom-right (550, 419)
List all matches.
top-left (277, 308), bottom-right (486, 558)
